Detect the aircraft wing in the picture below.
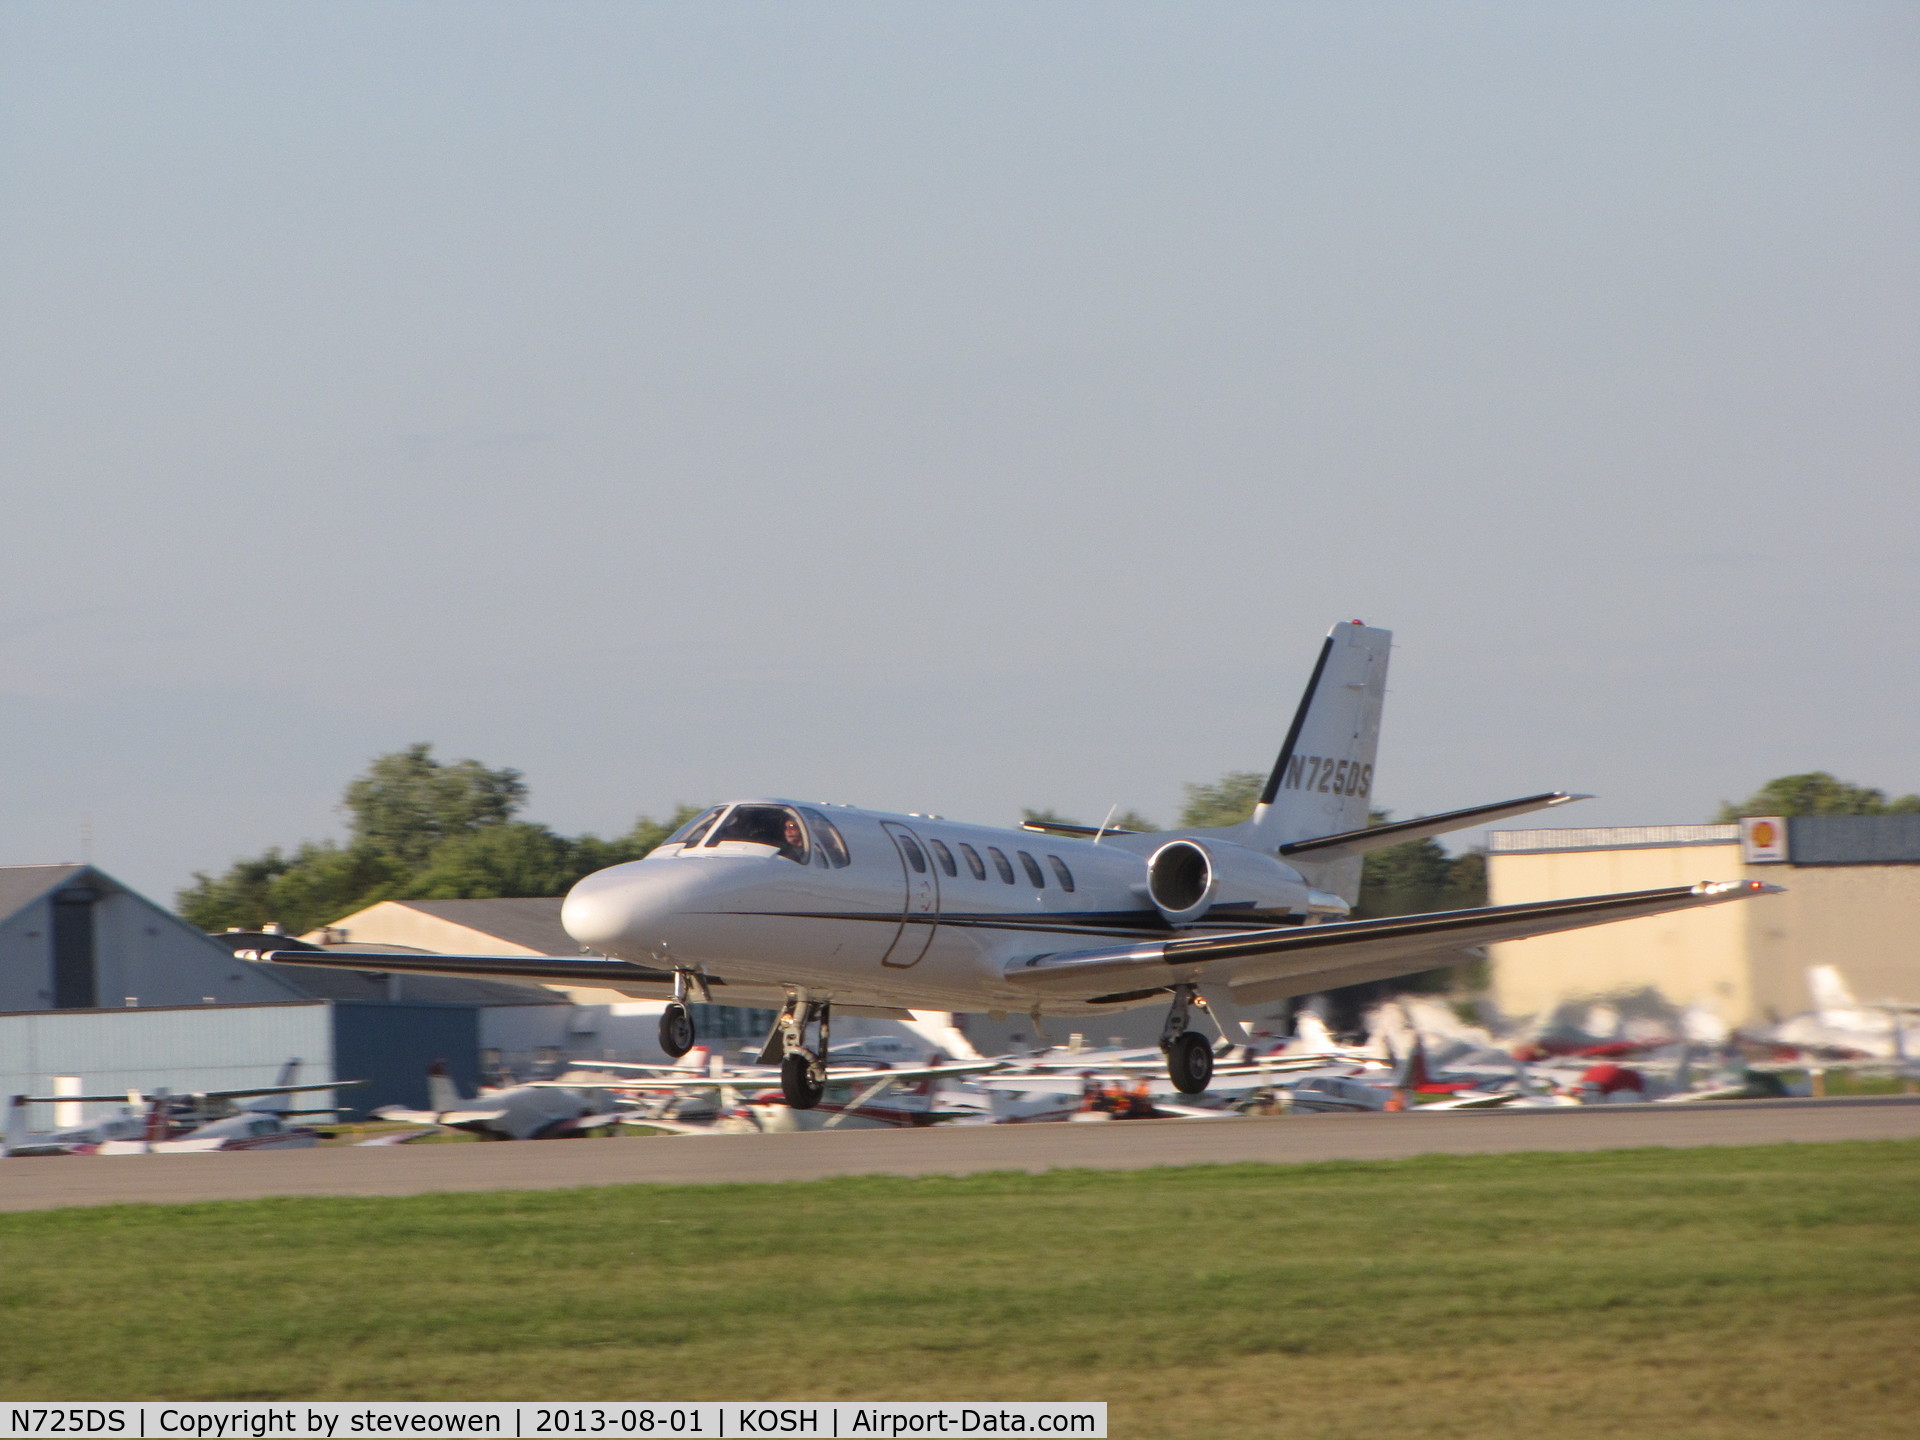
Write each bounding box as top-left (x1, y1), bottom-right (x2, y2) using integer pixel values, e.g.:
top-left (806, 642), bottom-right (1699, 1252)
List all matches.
top-left (561, 1059), bottom-right (1004, 1092)
top-left (242, 948), bottom-right (788, 1006)
top-left (21, 1079), bottom-right (365, 1105)
top-left (1006, 881), bottom-right (1781, 1007)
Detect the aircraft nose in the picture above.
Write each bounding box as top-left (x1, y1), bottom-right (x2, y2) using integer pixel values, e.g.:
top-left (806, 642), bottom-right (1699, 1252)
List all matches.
top-left (561, 867), bottom-right (650, 950)
top-left (561, 862), bottom-right (704, 957)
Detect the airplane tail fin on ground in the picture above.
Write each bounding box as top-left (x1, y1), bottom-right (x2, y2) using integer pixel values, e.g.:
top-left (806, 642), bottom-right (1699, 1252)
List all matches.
top-left (3, 1095), bottom-right (26, 1156)
top-left (144, 1089), bottom-right (172, 1145)
top-left (247, 1057), bottom-right (303, 1113)
top-left (1215, 621), bottom-right (1390, 903)
top-left (1808, 964), bottom-right (1857, 1014)
top-left (426, 1061), bottom-right (463, 1113)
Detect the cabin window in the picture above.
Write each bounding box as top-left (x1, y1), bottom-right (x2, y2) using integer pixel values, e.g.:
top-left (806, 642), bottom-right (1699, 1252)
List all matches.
top-left (928, 838), bottom-right (959, 877)
top-left (799, 809), bottom-right (852, 867)
top-left (707, 804), bottom-right (810, 864)
top-left (1048, 855), bottom-right (1076, 892)
top-left (987, 846), bottom-right (1016, 883)
top-left (957, 842), bottom-right (987, 880)
top-left (1018, 851), bottom-right (1046, 888)
top-left (896, 833), bottom-right (929, 873)
top-left (670, 807), bottom-right (724, 849)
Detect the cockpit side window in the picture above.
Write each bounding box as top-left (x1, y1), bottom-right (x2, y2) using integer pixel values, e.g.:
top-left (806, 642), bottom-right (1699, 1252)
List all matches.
top-left (987, 846), bottom-right (1016, 884)
top-left (799, 808), bottom-right (851, 867)
top-left (670, 807), bottom-right (724, 849)
top-left (1048, 855), bottom-right (1076, 893)
top-left (706, 804), bottom-right (809, 863)
top-left (928, 838), bottom-right (959, 877)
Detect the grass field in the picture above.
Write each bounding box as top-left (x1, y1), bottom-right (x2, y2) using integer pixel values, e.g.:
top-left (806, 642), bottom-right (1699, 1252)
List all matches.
top-left (2, 1142), bottom-right (1917, 1438)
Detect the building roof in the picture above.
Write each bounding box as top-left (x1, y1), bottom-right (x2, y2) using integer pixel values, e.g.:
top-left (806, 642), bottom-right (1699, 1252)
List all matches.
top-left (1786, 814), bottom-right (1920, 865)
top-left (1490, 825), bottom-right (1737, 854)
top-left (0, 863), bottom-right (97, 921)
top-left (314, 897), bottom-right (580, 956)
top-left (1491, 816), bottom-right (1920, 865)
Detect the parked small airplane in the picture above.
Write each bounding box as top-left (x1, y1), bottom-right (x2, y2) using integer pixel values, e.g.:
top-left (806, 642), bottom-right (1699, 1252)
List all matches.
top-left (95, 1097), bottom-right (328, 1153)
top-left (577, 1054), bottom-right (1002, 1131)
top-left (372, 1063), bottom-right (637, 1140)
top-left (247, 622), bottom-right (1781, 1109)
top-left (4, 1064), bottom-right (358, 1156)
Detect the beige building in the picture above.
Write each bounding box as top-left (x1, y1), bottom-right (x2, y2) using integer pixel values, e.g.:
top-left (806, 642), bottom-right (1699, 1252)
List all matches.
top-left (1487, 817), bottom-right (1920, 1025)
top-left (302, 897), bottom-right (630, 1006)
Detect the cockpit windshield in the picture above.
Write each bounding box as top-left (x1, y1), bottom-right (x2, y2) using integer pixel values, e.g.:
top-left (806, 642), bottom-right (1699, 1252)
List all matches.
top-left (667, 807), bottom-right (724, 849)
top-left (704, 804), bottom-right (810, 863)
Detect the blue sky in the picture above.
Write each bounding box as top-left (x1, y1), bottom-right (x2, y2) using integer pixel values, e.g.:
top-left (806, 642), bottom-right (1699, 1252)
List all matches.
top-left (2, 2), bottom-right (1915, 902)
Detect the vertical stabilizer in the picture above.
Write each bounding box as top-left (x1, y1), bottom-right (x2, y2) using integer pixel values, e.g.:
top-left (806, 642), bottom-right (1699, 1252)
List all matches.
top-left (426, 1061), bottom-right (464, 1114)
top-left (3, 1095), bottom-right (27, 1156)
top-left (1232, 622), bottom-right (1390, 902)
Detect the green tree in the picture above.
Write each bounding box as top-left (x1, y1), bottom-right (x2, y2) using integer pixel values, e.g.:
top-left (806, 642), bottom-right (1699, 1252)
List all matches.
top-left (1716, 771), bottom-right (1920, 821)
top-left (343, 743), bottom-right (527, 866)
top-left (1178, 771), bottom-right (1265, 828)
top-left (176, 748), bottom-right (700, 934)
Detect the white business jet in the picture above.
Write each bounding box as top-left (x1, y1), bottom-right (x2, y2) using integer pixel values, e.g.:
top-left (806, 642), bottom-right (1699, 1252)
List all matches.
top-left (248, 622), bottom-right (1779, 1111)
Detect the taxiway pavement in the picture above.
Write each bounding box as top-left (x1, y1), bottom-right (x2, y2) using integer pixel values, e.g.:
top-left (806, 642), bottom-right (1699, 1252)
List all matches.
top-left (3, 1095), bottom-right (1916, 1213)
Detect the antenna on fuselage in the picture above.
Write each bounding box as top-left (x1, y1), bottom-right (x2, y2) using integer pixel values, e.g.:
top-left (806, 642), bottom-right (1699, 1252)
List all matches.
top-left (1091, 804), bottom-right (1120, 845)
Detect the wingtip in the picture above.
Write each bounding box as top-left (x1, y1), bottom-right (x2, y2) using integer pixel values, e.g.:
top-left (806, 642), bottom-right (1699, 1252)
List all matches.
top-left (1549, 793), bottom-right (1596, 805)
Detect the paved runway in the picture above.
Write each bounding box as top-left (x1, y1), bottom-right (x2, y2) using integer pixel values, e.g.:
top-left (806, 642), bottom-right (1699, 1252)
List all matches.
top-left (2, 1095), bottom-right (1916, 1213)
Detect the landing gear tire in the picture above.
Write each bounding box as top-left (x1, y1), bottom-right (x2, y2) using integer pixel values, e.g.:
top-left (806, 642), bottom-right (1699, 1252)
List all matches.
top-left (659, 1002), bottom-right (695, 1058)
top-left (782, 1053), bottom-right (825, 1110)
top-left (1167, 1030), bottom-right (1214, 1095)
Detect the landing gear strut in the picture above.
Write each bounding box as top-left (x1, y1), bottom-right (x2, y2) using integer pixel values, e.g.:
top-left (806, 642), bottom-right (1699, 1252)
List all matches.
top-left (762, 993), bottom-right (832, 1109)
top-left (1161, 984), bottom-right (1213, 1095)
top-left (658, 970), bottom-right (705, 1058)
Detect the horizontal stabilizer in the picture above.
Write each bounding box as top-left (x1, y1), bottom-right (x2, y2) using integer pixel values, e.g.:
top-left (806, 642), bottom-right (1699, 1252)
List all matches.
top-left (1020, 819), bottom-right (1144, 838)
top-left (1277, 792), bottom-right (1589, 861)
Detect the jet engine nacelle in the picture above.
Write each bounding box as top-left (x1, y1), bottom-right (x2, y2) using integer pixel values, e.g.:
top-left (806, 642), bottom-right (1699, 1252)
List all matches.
top-left (1145, 838), bottom-right (1329, 927)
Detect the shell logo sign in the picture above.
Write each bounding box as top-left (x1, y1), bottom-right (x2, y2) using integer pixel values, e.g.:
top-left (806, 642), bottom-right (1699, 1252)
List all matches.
top-left (1740, 816), bottom-right (1790, 864)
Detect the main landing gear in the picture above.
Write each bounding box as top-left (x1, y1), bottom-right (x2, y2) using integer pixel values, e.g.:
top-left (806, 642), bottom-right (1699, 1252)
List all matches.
top-left (658, 969), bottom-right (708, 1059)
top-left (1161, 984), bottom-right (1214, 1095)
top-left (761, 993), bottom-right (832, 1109)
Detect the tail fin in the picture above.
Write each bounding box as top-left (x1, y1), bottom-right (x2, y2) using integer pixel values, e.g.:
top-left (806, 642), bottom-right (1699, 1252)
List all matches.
top-left (426, 1061), bottom-right (463, 1114)
top-left (144, 1089), bottom-right (173, 1145)
top-left (3, 1095), bottom-right (27, 1156)
top-left (1218, 622), bottom-right (1389, 905)
top-left (1808, 965), bottom-right (1857, 1014)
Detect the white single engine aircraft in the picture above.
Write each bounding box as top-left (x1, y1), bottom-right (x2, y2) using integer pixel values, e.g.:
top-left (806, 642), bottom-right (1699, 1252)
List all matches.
top-left (248, 622), bottom-right (1780, 1110)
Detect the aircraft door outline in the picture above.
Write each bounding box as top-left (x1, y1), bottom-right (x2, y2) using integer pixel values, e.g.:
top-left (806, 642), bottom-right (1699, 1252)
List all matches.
top-left (879, 821), bottom-right (940, 968)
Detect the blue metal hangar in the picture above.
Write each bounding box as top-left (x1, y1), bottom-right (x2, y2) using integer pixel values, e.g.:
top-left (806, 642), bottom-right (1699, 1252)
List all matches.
top-left (0, 863), bottom-right (558, 1123)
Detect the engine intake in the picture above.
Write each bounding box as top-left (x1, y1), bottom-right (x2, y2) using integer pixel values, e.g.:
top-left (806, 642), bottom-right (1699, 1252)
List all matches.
top-left (1144, 837), bottom-right (1318, 926)
top-left (1147, 841), bottom-right (1214, 923)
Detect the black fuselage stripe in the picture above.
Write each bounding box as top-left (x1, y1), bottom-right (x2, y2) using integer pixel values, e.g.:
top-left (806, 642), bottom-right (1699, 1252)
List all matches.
top-left (1260, 635), bottom-right (1336, 807)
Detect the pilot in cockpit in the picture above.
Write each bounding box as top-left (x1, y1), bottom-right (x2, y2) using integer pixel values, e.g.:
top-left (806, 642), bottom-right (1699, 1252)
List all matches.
top-left (713, 805), bottom-right (809, 863)
top-left (780, 815), bottom-right (808, 863)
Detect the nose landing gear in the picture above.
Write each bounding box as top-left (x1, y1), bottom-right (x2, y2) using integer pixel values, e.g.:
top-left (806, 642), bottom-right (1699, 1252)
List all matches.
top-left (760, 994), bottom-right (831, 1109)
top-left (658, 969), bottom-right (709, 1059)
top-left (658, 1003), bottom-right (695, 1058)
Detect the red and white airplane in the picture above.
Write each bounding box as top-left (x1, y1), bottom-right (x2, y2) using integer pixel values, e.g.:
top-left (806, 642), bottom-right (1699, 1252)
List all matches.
top-left (249, 623), bottom-right (1779, 1110)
